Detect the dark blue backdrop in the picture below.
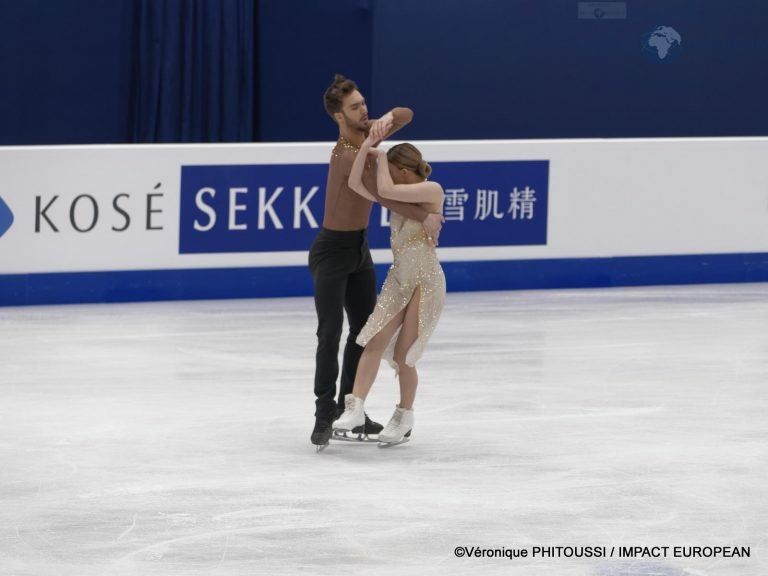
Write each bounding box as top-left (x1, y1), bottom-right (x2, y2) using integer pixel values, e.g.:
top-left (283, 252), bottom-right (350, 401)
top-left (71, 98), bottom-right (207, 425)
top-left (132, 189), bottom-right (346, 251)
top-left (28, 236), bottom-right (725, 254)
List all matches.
top-left (0, 1), bottom-right (132, 145)
top-left (1, 0), bottom-right (766, 144)
top-left (0, 0), bottom-right (256, 145)
top-left (368, 0), bottom-right (768, 139)
top-left (131, 0), bottom-right (256, 143)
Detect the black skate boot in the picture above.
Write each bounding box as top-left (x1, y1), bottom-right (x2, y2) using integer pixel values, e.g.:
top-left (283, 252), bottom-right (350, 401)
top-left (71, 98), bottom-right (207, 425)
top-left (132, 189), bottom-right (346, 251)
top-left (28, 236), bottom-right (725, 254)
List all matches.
top-left (331, 409), bottom-right (382, 443)
top-left (353, 413), bottom-right (383, 436)
top-left (311, 417), bottom-right (332, 452)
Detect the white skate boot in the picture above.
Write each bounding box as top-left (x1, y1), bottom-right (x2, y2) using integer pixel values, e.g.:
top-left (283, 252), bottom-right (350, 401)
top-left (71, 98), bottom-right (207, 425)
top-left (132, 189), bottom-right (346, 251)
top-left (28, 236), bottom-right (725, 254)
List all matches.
top-left (378, 406), bottom-right (413, 447)
top-left (332, 394), bottom-right (365, 432)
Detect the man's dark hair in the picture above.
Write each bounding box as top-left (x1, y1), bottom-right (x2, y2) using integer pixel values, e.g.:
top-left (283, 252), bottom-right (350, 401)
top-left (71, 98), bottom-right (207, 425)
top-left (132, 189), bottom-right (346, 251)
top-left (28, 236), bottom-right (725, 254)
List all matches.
top-left (323, 74), bottom-right (358, 118)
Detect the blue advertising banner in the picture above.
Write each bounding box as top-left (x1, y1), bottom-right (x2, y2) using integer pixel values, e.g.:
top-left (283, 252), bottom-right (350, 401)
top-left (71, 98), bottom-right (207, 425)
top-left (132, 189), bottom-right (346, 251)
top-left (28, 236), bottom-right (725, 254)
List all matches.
top-left (428, 160), bottom-right (549, 248)
top-left (179, 160), bottom-right (548, 253)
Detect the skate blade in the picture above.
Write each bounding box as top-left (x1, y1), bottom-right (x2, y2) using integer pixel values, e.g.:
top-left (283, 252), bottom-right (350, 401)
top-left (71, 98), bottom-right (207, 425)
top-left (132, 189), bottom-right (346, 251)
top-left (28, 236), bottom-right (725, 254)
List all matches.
top-left (377, 431), bottom-right (412, 448)
top-left (315, 442), bottom-right (329, 453)
top-left (332, 430), bottom-right (378, 443)
top-left (377, 437), bottom-right (410, 448)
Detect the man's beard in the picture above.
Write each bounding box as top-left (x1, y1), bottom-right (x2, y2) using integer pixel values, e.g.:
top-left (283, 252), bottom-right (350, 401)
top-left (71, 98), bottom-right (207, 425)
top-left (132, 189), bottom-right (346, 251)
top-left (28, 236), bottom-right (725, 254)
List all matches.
top-left (342, 112), bottom-right (369, 133)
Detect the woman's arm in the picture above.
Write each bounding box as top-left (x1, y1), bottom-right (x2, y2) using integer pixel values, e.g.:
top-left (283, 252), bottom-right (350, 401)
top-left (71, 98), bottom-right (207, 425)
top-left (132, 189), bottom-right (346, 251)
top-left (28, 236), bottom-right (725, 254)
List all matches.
top-left (368, 107), bottom-right (414, 145)
top-left (376, 150), bottom-right (443, 204)
top-left (378, 196), bottom-right (429, 220)
top-left (347, 139), bottom-right (377, 202)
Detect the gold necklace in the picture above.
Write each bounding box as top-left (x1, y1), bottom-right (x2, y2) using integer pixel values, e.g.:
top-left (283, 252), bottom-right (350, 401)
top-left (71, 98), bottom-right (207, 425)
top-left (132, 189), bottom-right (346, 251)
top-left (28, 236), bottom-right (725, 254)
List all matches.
top-left (337, 136), bottom-right (360, 152)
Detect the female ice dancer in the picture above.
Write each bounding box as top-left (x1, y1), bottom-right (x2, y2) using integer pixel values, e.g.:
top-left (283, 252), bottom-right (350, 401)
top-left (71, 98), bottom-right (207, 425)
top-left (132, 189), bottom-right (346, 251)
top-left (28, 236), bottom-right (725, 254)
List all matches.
top-left (332, 134), bottom-right (446, 445)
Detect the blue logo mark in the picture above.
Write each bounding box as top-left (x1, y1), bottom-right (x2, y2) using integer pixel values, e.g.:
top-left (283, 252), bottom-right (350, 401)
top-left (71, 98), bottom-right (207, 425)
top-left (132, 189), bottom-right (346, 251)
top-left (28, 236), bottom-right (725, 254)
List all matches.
top-left (642, 25), bottom-right (683, 64)
top-left (0, 196), bottom-right (14, 237)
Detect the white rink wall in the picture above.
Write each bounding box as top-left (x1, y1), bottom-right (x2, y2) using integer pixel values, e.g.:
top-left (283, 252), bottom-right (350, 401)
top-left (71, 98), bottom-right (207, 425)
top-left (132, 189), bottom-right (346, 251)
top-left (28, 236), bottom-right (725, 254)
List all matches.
top-left (1, 138), bottom-right (768, 305)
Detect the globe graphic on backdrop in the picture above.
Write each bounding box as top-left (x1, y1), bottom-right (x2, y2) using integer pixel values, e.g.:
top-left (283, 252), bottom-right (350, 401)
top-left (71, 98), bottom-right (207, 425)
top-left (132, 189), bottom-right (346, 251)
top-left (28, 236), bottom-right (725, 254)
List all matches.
top-left (641, 26), bottom-right (682, 64)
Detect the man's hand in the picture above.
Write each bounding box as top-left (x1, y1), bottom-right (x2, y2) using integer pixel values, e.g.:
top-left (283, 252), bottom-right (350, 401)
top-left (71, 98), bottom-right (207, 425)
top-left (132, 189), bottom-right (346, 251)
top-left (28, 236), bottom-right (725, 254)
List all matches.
top-left (422, 212), bottom-right (445, 246)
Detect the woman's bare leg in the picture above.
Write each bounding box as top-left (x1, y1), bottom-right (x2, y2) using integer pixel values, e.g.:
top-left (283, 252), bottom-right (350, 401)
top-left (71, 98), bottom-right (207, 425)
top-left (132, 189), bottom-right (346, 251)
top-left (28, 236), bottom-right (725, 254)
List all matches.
top-left (351, 307), bottom-right (405, 401)
top-left (392, 287), bottom-right (421, 410)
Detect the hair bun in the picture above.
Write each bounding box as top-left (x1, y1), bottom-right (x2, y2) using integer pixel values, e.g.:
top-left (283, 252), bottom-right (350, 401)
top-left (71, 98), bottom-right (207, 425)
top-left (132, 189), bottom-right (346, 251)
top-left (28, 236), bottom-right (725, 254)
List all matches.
top-left (419, 160), bottom-right (433, 179)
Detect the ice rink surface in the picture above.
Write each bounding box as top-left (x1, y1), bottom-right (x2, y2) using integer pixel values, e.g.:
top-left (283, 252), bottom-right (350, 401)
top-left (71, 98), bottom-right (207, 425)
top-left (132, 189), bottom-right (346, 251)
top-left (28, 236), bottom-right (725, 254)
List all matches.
top-left (1, 284), bottom-right (766, 576)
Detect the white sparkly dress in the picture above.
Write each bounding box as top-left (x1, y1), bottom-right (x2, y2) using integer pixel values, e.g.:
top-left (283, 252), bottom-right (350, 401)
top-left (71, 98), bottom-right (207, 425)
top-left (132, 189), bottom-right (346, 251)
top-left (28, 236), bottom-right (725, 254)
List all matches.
top-left (357, 212), bottom-right (446, 370)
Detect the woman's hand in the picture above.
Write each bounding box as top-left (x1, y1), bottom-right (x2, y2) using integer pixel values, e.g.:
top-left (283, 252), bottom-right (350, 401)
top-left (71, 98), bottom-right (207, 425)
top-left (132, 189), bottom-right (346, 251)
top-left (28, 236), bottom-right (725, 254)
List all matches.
top-left (368, 112), bottom-right (394, 144)
top-left (363, 135), bottom-right (387, 159)
top-left (361, 133), bottom-right (377, 149)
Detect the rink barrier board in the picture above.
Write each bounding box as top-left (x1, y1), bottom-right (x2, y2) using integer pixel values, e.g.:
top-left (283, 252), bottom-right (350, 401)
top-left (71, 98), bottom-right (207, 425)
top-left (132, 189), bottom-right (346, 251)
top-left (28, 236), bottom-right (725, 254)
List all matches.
top-left (3, 138), bottom-right (768, 306)
top-left (2, 252), bottom-right (768, 306)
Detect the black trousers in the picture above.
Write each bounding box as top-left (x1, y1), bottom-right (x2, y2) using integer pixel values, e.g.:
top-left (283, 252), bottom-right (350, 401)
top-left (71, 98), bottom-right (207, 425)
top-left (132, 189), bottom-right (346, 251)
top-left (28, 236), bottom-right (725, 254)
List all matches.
top-left (308, 228), bottom-right (377, 421)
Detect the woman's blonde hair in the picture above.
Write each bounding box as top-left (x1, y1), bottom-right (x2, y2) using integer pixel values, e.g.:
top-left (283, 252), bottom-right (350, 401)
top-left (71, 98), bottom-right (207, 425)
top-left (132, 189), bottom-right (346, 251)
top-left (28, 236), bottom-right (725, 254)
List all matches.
top-left (387, 143), bottom-right (432, 180)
